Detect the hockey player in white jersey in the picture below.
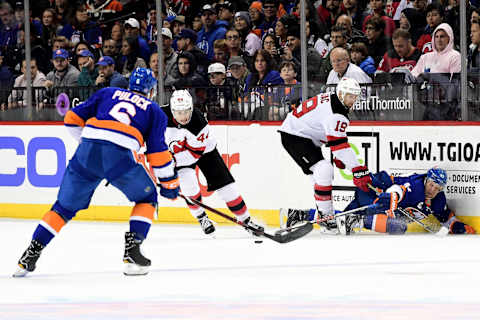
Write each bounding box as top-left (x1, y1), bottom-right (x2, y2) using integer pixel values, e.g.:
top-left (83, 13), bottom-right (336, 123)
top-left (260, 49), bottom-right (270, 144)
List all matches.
top-left (278, 77), bottom-right (372, 232)
top-left (164, 90), bottom-right (264, 236)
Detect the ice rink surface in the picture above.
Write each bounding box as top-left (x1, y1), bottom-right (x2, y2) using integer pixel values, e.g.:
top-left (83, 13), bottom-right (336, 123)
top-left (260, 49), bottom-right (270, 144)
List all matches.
top-left (1, 218), bottom-right (480, 320)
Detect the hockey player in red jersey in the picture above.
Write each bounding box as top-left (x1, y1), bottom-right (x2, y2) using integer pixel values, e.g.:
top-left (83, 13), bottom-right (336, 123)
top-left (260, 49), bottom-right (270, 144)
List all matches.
top-left (13, 68), bottom-right (179, 277)
top-left (164, 89), bottom-right (264, 236)
top-left (278, 77), bottom-right (372, 232)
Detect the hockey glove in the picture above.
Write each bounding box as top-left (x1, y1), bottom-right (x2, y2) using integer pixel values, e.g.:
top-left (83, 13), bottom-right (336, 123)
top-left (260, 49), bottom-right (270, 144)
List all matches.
top-left (352, 166), bottom-right (372, 192)
top-left (417, 202), bottom-right (432, 216)
top-left (450, 221), bottom-right (476, 234)
top-left (374, 192), bottom-right (399, 218)
top-left (158, 173), bottom-right (180, 200)
top-left (332, 157), bottom-right (346, 169)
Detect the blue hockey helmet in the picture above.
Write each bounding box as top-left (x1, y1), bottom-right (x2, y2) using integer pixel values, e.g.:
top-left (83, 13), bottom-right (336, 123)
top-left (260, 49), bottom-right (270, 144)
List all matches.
top-left (129, 67), bottom-right (157, 95)
top-left (426, 167), bottom-right (447, 187)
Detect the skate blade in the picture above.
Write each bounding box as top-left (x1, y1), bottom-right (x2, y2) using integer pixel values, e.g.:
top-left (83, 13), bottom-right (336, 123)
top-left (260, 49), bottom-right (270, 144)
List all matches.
top-left (123, 263), bottom-right (149, 276)
top-left (12, 265), bottom-right (29, 278)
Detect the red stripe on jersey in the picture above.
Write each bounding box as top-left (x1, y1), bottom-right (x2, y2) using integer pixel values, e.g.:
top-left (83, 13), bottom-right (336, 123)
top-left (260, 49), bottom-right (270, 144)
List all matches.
top-left (330, 143), bottom-right (350, 151)
top-left (226, 196), bottom-right (243, 208)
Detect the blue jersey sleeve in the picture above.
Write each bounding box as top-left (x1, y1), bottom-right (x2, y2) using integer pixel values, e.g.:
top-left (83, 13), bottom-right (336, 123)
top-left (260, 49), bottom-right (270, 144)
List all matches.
top-left (71, 87), bottom-right (107, 121)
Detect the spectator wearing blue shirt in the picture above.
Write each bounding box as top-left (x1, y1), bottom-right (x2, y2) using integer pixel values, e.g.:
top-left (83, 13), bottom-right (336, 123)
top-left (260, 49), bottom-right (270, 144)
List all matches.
top-left (0, 2), bottom-right (18, 54)
top-left (59, 2), bottom-right (102, 48)
top-left (95, 56), bottom-right (128, 89)
top-left (196, 4), bottom-right (228, 61)
top-left (124, 18), bottom-right (151, 63)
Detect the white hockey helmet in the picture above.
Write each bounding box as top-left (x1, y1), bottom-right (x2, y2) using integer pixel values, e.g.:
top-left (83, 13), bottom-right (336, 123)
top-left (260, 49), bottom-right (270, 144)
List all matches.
top-left (170, 89), bottom-right (193, 125)
top-left (336, 77), bottom-right (361, 108)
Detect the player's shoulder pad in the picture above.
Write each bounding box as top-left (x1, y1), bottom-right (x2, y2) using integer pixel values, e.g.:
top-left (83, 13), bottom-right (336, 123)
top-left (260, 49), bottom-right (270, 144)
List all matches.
top-left (186, 108), bottom-right (208, 135)
top-left (330, 93), bottom-right (349, 118)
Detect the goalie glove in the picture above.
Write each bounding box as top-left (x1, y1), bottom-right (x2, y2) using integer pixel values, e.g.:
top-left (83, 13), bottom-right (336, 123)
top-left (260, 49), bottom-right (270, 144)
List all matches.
top-left (352, 166), bottom-right (372, 192)
top-left (158, 172), bottom-right (180, 200)
top-left (450, 221), bottom-right (476, 234)
top-left (374, 192), bottom-right (399, 218)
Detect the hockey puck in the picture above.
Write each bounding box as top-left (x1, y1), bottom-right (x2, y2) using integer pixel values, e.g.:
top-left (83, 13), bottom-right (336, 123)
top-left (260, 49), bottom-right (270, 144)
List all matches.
top-left (254, 240), bottom-right (263, 244)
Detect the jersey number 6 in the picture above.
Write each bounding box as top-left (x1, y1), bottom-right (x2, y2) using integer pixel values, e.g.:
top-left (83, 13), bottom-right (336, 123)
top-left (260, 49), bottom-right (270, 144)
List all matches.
top-left (109, 102), bottom-right (137, 125)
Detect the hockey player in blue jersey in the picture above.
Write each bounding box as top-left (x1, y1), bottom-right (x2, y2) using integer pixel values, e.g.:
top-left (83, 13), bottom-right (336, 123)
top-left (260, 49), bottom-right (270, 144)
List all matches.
top-left (282, 167), bottom-right (476, 235)
top-left (13, 68), bottom-right (179, 277)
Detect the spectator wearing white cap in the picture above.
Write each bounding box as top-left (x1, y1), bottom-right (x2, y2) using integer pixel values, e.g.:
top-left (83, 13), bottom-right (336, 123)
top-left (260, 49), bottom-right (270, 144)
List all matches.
top-left (206, 62), bottom-right (235, 120)
top-left (196, 4), bottom-right (228, 61)
top-left (124, 17), bottom-right (151, 62)
top-left (160, 27), bottom-right (179, 78)
top-left (234, 11), bottom-right (262, 56)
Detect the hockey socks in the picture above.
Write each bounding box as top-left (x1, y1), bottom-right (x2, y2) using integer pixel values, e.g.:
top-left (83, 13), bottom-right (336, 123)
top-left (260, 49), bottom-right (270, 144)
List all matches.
top-left (129, 203), bottom-right (155, 240)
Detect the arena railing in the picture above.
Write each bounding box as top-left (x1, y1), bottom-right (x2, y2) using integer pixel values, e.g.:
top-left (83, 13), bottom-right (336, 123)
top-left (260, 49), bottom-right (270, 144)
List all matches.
top-left (0, 74), bottom-right (477, 122)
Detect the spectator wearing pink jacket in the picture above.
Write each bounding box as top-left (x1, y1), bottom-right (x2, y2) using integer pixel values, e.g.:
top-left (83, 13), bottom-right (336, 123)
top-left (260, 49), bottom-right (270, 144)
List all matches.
top-left (411, 23), bottom-right (460, 77)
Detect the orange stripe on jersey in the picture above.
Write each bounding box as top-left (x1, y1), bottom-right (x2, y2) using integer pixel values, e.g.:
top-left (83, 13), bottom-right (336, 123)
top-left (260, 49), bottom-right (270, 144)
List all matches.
top-left (86, 118), bottom-right (144, 146)
top-left (64, 110), bottom-right (85, 127)
top-left (374, 214), bottom-right (388, 233)
top-left (130, 203), bottom-right (155, 220)
top-left (147, 150), bottom-right (173, 167)
top-left (42, 210), bottom-right (66, 233)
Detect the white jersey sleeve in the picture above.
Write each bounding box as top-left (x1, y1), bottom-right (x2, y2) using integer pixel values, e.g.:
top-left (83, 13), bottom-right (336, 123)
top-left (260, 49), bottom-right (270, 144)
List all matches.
top-left (324, 113), bottom-right (360, 169)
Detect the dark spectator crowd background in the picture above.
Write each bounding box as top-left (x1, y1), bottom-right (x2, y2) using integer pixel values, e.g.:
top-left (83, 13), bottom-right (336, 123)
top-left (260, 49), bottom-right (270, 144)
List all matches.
top-left (0, 0), bottom-right (479, 120)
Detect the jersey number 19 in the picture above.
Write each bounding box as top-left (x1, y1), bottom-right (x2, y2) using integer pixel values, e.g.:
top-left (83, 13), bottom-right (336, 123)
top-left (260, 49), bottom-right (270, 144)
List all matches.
top-left (292, 93), bottom-right (330, 118)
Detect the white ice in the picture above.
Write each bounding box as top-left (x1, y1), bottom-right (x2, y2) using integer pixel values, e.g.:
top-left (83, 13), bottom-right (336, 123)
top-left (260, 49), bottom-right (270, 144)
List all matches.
top-left (1, 219), bottom-right (480, 320)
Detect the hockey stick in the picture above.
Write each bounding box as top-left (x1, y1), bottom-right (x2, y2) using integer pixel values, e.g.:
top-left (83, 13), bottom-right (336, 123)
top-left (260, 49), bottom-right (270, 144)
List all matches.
top-left (179, 194), bottom-right (313, 243)
top-left (280, 204), bottom-right (375, 233)
top-left (397, 207), bottom-right (449, 236)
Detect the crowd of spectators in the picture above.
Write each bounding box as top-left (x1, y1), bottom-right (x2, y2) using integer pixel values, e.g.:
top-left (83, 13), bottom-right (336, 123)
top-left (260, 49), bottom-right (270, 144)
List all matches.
top-left (0, 0), bottom-right (478, 119)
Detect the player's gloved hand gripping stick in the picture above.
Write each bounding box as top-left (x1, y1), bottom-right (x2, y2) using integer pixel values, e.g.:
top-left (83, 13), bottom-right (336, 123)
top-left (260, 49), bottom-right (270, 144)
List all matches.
top-left (179, 194), bottom-right (313, 243)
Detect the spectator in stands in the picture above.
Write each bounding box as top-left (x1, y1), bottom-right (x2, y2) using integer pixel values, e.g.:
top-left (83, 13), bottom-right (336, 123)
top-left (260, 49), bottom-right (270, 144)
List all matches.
top-left (145, 6), bottom-right (158, 50)
top-left (0, 49), bottom-right (14, 110)
top-left (160, 27), bottom-right (178, 77)
top-left (326, 47), bottom-right (372, 87)
top-left (377, 28), bottom-right (422, 73)
top-left (72, 41), bottom-right (93, 70)
top-left (350, 42), bottom-right (376, 76)
top-left (60, 2), bottom-right (102, 48)
top-left (471, 7), bottom-right (480, 25)
top-left (249, 1), bottom-right (264, 30)
top-left (172, 15), bottom-right (186, 38)
top-left (365, 16), bottom-right (391, 67)
top-left (336, 14), bottom-right (367, 45)
top-left (317, 0), bottom-right (342, 31)
top-left (342, 0), bottom-right (365, 31)
top-left (213, 39), bottom-right (229, 66)
top-left (45, 49), bottom-right (80, 90)
top-left (244, 49), bottom-right (283, 94)
top-left (177, 28), bottom-right (209, 76)
top-left (40, 8), bottom-right (60, 54)
top-left (14, 1), bottom-right (42, 35)
top-left (118, 36), bottom-right (147, 78)
top-left (53, 0), bottom-right (67, 25)
top-left (149, 52), bottom-right (161, 80)
top-left (225, 28), bottom-right (253, 70)
top-left (398, 8), bottom-right (425, 50)
top-left (320, 25), bottom-right (350, 81)
top-left (293, 0), bottom-right (328, 39)
top-left (257, 0), bottom-right (280, 34)
top-left (275, 15), bottom-right (291, 47)
top-left (363, 0), bottom-right (396, 37)
top-left (196, 4), bottom-right (228, 61)
top-left (164, 51), bottom-right (207, 88)
top-left (206, 62), bottom-right (234, 120)
top-left (8, 59), bottom-right (46, 109)
top-left (111, 23), bottom-right (123, 45)
top-left (444, 0), bottom-right (460, 47)
top-left (85, 0), bottom-right (123, 26)
top-left (416, 3), bottom-right (444, 54)
top-left (279, 60), bottom-right (301, 99)
top-left (52, 36), bottom-right (69, 52)
top-left (218, 1), bottom-right (235, 27)
top-left (77, 50), bottom-right (98, 87)
top-left (95, 56), bottom-right (128, 88)
top-left (234, 11), bottom-right (262, 56)
top-left (192, 14), bottom-right (202, 33)
top-left (0, 2), bottom-right (18, 52)
top-left (469, 19), bottom-right (480, 71)
top-left (411, 23), bottom-right (460, 77)
top-left (262, 32), bottom-right (282, 70)
top-left (124, 18), bottom-right (151, 62)
top-left (228, 56), bottom-right (250, 101)
top-left (102, 39), bottom-right (120, 62)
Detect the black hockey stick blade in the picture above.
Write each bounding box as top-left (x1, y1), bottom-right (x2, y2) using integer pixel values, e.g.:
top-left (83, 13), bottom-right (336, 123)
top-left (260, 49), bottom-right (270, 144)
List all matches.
top-left (179, 194), bottom-right (313, 243)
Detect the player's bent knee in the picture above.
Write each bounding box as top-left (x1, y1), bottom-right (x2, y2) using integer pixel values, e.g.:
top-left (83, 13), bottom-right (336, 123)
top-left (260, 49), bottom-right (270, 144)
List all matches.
top-left (311, 160), bottom-right (333, 185)
top-left (52, 201), bottom-right (78, 221)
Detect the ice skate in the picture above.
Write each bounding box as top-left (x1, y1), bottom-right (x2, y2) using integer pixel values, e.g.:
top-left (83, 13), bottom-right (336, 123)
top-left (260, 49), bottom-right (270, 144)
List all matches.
top-left (197, 212), bottom-right (215, 235)
top-left (123, 232), bottom-right (151, 276)
top-left (337, 213), bottom-right (362, 235)
top-left (242, 217), bottom-right (264, 237)
top-left (316, 210), bottom-right (339, 234)
top-left (13, 240), bottom-right (44, 277)
top-left (282, 208), bottom-right (310, 228)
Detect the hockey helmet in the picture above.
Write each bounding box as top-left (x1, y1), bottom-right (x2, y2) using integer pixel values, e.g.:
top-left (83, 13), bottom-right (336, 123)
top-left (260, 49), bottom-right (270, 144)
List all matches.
top-left (170, 89), bottom-right (193, 125)
top-left (129, 67), bottom-right (157, 97)
top-left (426, 167), bottom-right (448, 188)
top-left (336, 77), bottom-right (361, 108)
